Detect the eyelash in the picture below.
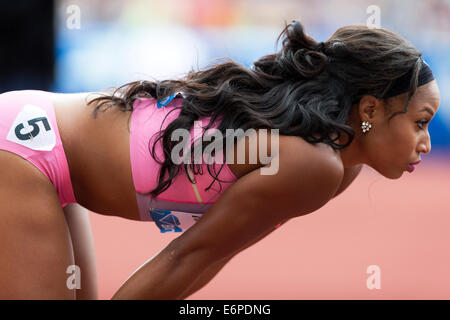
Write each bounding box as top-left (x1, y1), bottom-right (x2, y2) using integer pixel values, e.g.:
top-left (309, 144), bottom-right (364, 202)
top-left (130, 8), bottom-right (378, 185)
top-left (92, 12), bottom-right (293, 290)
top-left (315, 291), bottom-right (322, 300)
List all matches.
top-left (416, 120), bottom-right (429, 130)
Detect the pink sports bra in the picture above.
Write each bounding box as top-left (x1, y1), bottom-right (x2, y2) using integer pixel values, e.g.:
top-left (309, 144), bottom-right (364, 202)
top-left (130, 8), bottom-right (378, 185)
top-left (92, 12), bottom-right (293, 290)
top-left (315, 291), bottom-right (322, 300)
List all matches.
top-left (129, 94), bottom-right (238, 233)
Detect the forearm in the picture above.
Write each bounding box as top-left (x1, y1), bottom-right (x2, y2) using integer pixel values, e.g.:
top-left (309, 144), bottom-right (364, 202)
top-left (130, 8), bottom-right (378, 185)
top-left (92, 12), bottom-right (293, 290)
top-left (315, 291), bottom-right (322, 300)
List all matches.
top-left (179, 219), bottom-right (289, 299)
top-left (179, 256), bottom-right (233, 300)
top-left (111, 243), bottom-right (203, 300)
top-left (63, 204), bottom-right (98, 300)
top-left (113, 219), bottom-right (289, 300)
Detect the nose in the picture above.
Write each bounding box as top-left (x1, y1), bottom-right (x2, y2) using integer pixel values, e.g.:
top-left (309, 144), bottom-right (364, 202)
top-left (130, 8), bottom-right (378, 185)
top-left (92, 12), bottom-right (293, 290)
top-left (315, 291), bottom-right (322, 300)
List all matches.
top-left (418, 132), bottom-right (431, 155)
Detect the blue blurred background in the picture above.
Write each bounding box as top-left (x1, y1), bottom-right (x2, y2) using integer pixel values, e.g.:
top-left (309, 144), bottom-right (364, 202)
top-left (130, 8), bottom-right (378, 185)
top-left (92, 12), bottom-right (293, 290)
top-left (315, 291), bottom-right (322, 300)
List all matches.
top-left (1, 0), bottom-right (449, 152)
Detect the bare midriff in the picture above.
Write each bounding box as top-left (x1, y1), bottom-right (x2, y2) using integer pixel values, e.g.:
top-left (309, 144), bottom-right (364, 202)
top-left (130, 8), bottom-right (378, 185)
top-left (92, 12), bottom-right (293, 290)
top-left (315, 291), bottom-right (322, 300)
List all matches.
top-left (51, 92), bottom-right (142, 220)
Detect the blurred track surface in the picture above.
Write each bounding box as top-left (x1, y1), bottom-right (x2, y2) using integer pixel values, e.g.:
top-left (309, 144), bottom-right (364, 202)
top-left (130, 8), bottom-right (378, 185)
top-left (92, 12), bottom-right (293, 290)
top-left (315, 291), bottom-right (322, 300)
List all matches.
top-left (89, 155), bottom-right (450, 299)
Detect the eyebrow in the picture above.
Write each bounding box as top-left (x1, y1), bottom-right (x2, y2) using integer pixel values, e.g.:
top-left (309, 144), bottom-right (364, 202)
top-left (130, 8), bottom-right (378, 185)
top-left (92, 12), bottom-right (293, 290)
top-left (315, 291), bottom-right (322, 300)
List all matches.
top-left (419, 107), bottom-right (435, 116)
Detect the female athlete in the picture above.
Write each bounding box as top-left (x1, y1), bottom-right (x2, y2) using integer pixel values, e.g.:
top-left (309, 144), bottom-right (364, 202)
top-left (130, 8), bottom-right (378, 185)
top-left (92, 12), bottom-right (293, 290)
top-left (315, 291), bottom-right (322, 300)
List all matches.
top-left (0, 21), bottom-right (440, 299)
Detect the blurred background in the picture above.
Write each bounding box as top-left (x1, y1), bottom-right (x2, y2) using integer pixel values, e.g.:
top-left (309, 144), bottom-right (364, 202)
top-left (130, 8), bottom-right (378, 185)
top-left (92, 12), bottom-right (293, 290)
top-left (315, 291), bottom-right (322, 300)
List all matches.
top-left (1, 0), bottom-right (449, 299)
top-left (2, 0), bottom-right (449, 150)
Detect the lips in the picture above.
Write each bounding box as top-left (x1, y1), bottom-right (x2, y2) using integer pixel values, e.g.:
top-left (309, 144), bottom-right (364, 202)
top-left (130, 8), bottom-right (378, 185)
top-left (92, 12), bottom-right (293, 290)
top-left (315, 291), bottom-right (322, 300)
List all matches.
top-left (407, 160), bottom-right (421, 173)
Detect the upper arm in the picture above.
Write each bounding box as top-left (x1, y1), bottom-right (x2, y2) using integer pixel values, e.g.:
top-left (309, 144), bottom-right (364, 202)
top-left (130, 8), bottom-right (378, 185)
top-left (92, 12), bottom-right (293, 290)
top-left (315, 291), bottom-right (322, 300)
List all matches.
top-left (170, 136), bottom-right (343, 267)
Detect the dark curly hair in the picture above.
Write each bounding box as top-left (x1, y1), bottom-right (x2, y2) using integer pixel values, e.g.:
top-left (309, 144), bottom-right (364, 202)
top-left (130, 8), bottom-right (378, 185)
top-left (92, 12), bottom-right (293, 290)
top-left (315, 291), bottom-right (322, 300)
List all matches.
top-left (87, 20), bottom-right (424, 197)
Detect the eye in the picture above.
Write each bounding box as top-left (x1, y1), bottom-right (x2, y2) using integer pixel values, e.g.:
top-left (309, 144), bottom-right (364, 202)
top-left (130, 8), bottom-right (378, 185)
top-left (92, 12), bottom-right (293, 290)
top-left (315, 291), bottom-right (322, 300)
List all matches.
top-left (416, 120), bottom-right (429, 130)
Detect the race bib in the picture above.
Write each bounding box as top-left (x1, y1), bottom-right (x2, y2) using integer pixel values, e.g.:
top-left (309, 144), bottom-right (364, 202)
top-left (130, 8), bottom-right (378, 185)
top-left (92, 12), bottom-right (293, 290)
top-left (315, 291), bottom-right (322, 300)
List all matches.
top-left (150, 209), bottom-right (203, 233)
top-left (6, 104), bottom-right (56, 151)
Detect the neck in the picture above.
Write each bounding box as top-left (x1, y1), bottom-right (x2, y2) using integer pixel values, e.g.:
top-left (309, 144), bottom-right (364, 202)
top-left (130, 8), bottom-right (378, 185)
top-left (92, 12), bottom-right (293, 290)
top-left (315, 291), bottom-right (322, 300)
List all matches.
top-left (336, 125), bottom-right (367, 169)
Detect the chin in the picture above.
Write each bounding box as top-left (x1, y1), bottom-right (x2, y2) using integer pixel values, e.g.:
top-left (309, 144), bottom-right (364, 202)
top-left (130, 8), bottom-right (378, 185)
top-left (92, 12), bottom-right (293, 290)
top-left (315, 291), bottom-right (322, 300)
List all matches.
top-left (384, 172), bottom-right (403, 180)
top-left (373, 166), bottom-right (404, 180)
top-left (382, 169), bottom-right (404, 180)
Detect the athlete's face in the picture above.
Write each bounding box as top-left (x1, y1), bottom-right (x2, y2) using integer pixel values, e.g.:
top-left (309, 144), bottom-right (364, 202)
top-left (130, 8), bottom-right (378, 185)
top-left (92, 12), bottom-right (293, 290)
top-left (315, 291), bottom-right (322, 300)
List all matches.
top-left (358, 80), bottom-right (440, 179)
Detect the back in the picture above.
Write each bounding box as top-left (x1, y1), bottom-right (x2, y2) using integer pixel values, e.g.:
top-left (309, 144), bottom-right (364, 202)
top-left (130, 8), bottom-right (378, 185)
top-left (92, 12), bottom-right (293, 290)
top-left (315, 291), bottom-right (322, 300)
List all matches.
top-left (129, 95), bottom-right (238, 232)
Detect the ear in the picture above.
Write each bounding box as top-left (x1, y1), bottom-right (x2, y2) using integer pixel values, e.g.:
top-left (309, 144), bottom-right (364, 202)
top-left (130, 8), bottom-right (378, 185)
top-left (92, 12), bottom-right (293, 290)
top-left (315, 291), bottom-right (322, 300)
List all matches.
top-left (357, 95), bottom-right (385, 124)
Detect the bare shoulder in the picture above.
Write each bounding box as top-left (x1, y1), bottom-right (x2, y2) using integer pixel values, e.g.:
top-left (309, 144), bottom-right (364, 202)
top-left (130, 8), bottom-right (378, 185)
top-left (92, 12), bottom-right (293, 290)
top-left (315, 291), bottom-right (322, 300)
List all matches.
top-left (225, 131), bottom-right (344, 217)
top-left (227, 130), bottom-right (343, 179)
top-left (279, 134), bottom-right (343, 176)
top-left (271, 134), bottom-right (344, 215)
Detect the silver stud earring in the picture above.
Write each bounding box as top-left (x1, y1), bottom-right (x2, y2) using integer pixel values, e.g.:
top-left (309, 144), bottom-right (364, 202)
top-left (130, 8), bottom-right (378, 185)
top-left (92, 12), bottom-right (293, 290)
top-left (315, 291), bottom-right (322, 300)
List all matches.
top-left (361, 121), bottom-right (372, 133)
